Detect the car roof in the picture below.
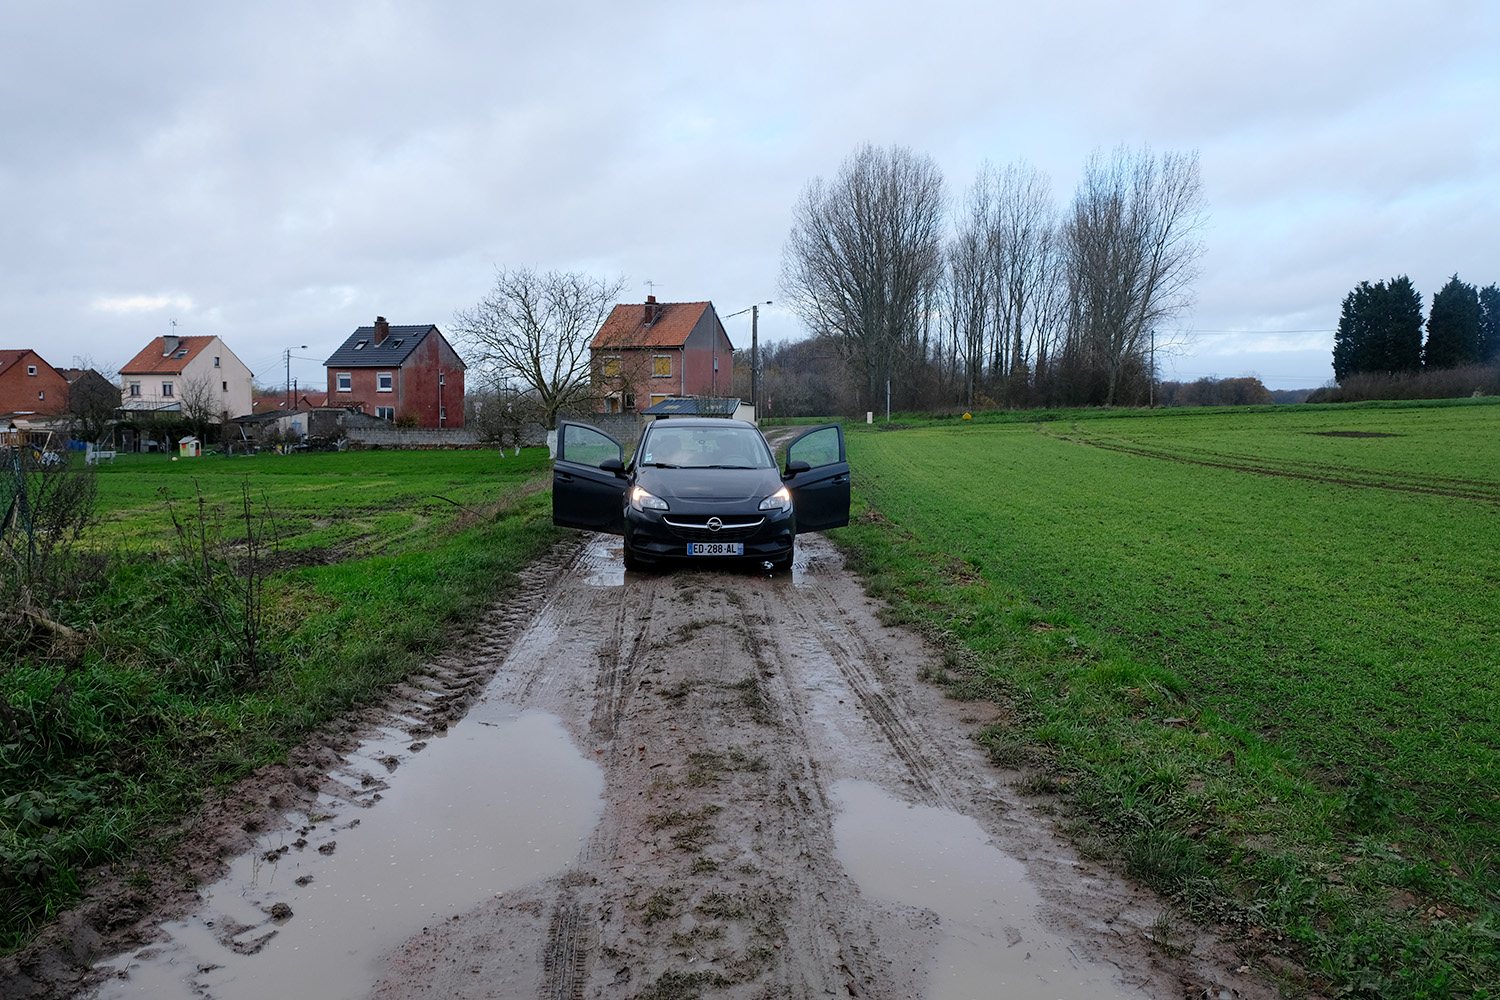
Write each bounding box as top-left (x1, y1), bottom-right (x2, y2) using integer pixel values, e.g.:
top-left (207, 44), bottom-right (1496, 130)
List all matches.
top-left (646, 418), bottom-right (757, 431)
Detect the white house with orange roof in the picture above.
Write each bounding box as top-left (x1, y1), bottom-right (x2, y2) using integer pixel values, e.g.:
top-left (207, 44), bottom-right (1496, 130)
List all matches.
top-left (119, 334), bottom-right (253, 420)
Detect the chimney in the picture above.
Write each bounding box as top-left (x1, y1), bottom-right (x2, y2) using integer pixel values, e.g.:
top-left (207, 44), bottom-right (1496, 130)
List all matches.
top-left (163, 335), bottom-right (179, 355)
top-left (643, 296), bottom-right (659, 326)
top-left (374, 316), bottom-right (390, 345)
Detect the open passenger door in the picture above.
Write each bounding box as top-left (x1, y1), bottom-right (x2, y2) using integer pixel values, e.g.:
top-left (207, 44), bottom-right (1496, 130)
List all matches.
top-left (783, 423), bottom-right (850, 532)
top-left (552, 421), bottom-right (627, 534)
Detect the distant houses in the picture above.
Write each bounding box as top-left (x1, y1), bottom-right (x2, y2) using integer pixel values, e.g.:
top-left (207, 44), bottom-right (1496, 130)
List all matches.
top-left (324, 317), bottom-right (465, 428)
top-left (0, 350), bottom-right (71, 416)
top-left (590, 297), bottom-right (734, 413)
top-left (119, 334), bottom-right (253, 421)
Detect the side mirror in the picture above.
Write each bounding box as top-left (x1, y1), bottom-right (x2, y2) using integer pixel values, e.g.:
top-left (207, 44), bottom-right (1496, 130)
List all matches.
top-left (783, 459), bottom-right (811, 479)
top-left (599, 457), bottom-right (626, 477)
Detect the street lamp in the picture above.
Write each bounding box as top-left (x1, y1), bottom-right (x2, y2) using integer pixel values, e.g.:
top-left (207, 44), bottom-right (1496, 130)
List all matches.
top-left (285, 346), bottom-right (306, 410)
top-left (723, 301), bottom-right (772, 412)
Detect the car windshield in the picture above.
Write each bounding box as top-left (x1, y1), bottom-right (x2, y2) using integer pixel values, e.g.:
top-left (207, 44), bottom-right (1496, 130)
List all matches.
top-left (639, 425), bottom-right (774, 469)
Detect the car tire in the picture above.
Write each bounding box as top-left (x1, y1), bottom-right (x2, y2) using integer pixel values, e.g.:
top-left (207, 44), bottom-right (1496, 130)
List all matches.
top-left (623, 543), bottom-right (644, 573)
top-left (770, 547), bottom-right (794, 573)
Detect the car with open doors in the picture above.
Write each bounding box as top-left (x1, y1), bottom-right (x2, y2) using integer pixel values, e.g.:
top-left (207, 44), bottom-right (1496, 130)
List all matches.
top-left (552, 418), bottom-right (850, 572)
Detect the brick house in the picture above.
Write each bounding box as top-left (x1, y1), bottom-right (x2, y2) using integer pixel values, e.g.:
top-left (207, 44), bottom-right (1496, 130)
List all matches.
top-left (0, 350), bottom-right (71, 416)
top-left (324, 317), bottom-right (465, 427)
top-left (119, 335), bottom-right (254, 420)
top-left (590, 297), bottom-right (734, 413)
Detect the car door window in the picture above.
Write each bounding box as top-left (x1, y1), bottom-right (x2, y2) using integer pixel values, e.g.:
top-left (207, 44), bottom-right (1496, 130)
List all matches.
top-left (787, 425), bottom-right (842, 469)
top-left (560, 424), bottom-right (621, 467)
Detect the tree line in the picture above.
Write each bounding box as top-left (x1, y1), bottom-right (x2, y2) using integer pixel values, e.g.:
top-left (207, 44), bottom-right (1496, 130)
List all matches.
top-left (772, 142), bottom-right (1206, 416)
top-left (1332, 274), bottom-right (1500, 380)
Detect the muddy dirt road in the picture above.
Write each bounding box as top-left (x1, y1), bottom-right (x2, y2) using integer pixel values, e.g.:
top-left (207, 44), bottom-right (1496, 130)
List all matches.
top-left (53, 534), bottom-right (1271, 1000)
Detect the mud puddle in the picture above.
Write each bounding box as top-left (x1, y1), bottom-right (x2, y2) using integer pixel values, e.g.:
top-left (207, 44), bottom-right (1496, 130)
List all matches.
top-left (87, 707), bottom-right (602, 1000)
top-left (834, 780), bottom-right (1146, 999)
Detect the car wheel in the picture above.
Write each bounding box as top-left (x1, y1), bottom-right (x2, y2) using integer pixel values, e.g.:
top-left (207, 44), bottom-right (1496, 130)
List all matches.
top-left (623, 543), bottom-right (644, 573)
top-left (770, 548), bottom-right (793, 573)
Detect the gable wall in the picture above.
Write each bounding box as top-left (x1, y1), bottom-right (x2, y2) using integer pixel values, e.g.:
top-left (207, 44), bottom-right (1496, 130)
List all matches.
top-left (0, 351), bottom-right (70, 415)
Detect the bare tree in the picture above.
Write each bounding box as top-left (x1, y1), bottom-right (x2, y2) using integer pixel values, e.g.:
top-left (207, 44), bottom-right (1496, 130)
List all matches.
top-left (1063, 147), bottom-right (1206, 405)
top-left (780, 144), bottom-right (946, 410)
top-left (451, 267), bottom-right (628, 429)
top-left (177, 372), bottom-right (222, 445)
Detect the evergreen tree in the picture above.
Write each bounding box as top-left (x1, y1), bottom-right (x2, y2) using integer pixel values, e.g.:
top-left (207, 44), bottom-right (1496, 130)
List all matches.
top-left (1333, 277), bottom-right (1423, 379)
top-left (1422, 274), bottom-right (1481, 369)
top-left (1381, 275), bottom-right (1424, 373)
top-left (1479, 283), bottom-right (1500, 365)
top-left (1333, 281), bottom-right (1377, 380)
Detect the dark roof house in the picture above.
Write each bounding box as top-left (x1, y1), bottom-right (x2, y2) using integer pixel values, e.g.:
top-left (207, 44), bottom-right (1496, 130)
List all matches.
top-left (324, 316), bottom-right (466, 428)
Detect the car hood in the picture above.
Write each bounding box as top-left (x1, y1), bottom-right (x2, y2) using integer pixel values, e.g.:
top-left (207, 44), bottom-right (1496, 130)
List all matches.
top-left (635, 466), bottom-right (783, 504)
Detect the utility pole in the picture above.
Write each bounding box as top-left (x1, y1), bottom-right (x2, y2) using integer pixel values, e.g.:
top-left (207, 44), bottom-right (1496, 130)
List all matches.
top-left (285, 345), bottom-right (307, 411)
top-left (750, 304), bottom-right (760, 411)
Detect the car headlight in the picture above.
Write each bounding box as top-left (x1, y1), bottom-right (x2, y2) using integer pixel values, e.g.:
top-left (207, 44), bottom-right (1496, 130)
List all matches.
top-left (759, 487), bottom-right (791, 512)
top-left (631, 486), bottom-right (668, 511)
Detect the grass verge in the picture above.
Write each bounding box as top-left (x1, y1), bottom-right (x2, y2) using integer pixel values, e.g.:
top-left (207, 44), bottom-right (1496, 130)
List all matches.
top-left (1, 448), bottom-right (562, 952)
top-left (835, 401), bottom-right (1499, 999)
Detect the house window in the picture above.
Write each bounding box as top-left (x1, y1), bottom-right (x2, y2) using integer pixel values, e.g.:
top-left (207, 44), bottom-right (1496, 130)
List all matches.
top-left (173, 349), bottom-right (188, 359)
top-left (375, 406), bottom-right (395, 420)
top-left (652, 356), bottom-right (671, 377)
top-left (162, 382), bottom-right (174, 396)
top-left (650, 394), bottom-right (671, 407)
top-left (390, 339), bottom-right (403, 348)
top-left (214, 356), bottom-right (221, 368)
top-left (26, 365), bottom-right (37, 375)
top-left (623, 393), bottom-right (636, 410)
top-left (354, 340), bottom-right (368, 350)
top-left (377, 372), bottom-right (393, 392)
top-left (129, 382), bottom-right (141, 397)
top-left (336, 372), bottom-right (352, 392)
top-left (602, 356), bottom-right (621, 377)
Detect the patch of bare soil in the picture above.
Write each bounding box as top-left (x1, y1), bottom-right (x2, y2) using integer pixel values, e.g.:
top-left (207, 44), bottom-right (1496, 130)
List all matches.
top-left (9, 534), bottom-right (1281, 999)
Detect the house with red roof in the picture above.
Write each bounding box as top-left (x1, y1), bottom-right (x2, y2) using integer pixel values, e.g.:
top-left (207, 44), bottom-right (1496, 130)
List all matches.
top-left (324, 317), bottom-right (465, 427)
top-left (590, 297), bottom-right (734, 413)
top-left (119, 335), bottom-right (253, 420)
top-left (0, 349), bottom-right (71, 416)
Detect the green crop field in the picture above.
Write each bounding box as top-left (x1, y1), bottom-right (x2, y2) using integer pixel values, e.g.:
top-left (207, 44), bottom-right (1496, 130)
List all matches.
top-left (840, 400), bottom-right (1500, 998)
top-left (2, 448), bottom-right (562, 951)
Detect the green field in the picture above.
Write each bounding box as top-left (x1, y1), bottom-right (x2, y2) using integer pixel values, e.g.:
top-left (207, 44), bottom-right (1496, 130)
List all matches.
top-left (840, 400), bottom-right (1500, 997)
top-left (1, 448), bottom-right (563, 951)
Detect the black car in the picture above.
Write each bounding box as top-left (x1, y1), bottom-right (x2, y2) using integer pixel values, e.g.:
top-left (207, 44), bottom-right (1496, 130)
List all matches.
top-left (552, 418), bottom-right (850, 571)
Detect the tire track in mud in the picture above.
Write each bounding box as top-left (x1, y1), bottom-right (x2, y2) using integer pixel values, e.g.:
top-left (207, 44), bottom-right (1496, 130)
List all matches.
top-left (364, 532), bottom-right (1279, 1000)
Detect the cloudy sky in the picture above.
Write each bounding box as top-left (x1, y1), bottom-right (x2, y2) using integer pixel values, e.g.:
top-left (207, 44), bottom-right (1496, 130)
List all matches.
top-left (4, 0), bottom-right (1496, 393)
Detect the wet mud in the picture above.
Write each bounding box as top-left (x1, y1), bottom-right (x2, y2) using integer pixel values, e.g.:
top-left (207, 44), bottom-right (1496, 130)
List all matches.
top-left (15, 534), bottom-right (1278, 999)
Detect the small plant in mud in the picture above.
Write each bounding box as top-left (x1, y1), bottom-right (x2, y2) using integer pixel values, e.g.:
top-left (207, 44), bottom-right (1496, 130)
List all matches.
top-left (728, 677), bottom-right (776, 726)
top-left (691, 855), bottom-right (719, 874)
top-left (638, 969), bottom-right (730, 1000)
top-left (641, 886), bottom-right (681, 926)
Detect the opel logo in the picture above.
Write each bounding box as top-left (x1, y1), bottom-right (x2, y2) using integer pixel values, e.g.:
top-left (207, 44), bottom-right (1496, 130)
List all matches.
top-left (707, 517), bottom-right (723, 532)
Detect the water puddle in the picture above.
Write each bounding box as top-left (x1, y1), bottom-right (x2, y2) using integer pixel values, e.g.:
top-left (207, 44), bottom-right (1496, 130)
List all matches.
top-left (833, 781), bottom-right (1148, 999)
top-left (90, 708), bottom-right (603, 1000)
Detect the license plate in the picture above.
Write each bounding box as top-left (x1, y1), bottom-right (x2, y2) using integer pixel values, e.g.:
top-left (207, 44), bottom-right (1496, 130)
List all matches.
top-left (687, 541), bottom-right (743, 556)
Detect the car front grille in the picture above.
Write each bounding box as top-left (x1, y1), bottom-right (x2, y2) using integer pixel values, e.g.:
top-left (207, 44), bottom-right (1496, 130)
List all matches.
top-left (662, 515), bottom-right (766, 540)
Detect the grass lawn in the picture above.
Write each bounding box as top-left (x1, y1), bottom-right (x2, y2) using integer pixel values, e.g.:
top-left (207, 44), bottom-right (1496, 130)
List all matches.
top-left (838, 400), bottom-right (1500, 998)
top-left (1, 447), bottom-right (564, 951)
